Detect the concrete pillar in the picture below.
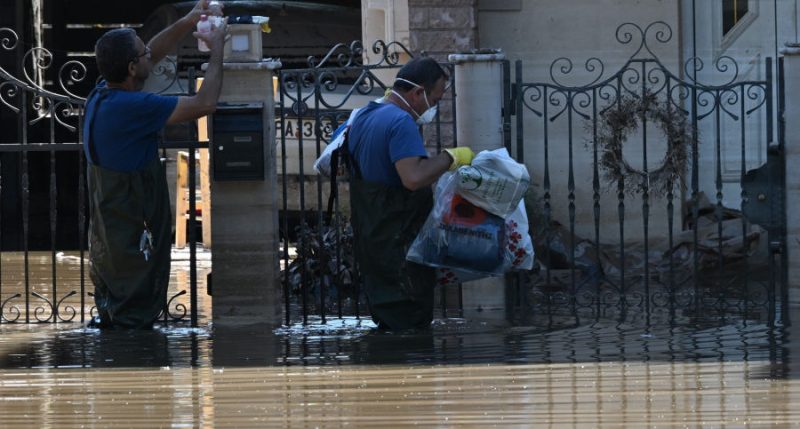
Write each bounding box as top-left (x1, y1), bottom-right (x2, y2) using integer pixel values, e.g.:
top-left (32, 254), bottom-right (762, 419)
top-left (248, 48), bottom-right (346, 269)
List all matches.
top-left (781, 43), bottom-right (800, 305)
top-left (207, 59), bottom-right (283, 326)
top-left (447, 51), bottom-right (508, 320)
top-left (448, 51), bottom-right (506, 152)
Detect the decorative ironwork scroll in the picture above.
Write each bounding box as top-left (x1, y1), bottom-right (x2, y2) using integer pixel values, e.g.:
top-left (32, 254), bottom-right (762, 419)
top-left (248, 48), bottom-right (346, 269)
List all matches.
top-left (515, 22), bottom-right (778, 326)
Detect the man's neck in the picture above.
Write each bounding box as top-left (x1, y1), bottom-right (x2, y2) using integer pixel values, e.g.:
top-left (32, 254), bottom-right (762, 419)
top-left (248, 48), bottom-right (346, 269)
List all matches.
top-left (387, 91), bottom-right (416, 118)
top-left (106, 80), bottom-right (137, 91)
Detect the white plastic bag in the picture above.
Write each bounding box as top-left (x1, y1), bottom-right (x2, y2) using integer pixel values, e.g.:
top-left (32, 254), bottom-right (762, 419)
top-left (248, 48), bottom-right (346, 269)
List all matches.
top-left (314, 96), bottom-right (387, 177)
top-left (407, 172), bottom-right (507, 277)
top-left (435, 267), bottom-right (486, 286)
top-left (313, 107), bottom-right (362, 178)
top-left (503, 200), bottom-right (534, 271)
top-left (455, 148), bottom-right (530, 218)
top-left (433, 199), bottom-right (534, 285)
top-left (408, 168), bottom-right (534, 285)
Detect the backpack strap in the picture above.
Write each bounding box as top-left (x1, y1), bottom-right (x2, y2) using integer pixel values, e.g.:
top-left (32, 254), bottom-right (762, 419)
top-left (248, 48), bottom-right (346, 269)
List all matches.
top-left (326, 107), bottom-right (368, 223)
top-left (325, 125), bottom-right (356, 223)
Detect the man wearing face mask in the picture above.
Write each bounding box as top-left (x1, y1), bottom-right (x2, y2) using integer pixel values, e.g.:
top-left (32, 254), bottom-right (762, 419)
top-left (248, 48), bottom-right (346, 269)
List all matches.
top-left (346, 57), bottom-right (474, 330)
top-left (84, 0), bottom-right (226, 329)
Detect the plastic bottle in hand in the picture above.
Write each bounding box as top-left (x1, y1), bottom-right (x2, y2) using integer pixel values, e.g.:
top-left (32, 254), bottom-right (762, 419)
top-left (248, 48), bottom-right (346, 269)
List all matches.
top-left (197, 14), bottom-right (211, 52)
top-left (208, 1), bottom-right (223, 16)
top-left (208, 1), bottom-right (224, 27)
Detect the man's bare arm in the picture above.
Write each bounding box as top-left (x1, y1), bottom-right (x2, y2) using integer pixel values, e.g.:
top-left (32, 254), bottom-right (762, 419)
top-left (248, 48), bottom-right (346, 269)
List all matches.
top-left (394, 153), bottom-right (453, 191)
top-left (147, 0), bottom-right (218, 64)
top-left (166, 20), bottom-right (226, 124)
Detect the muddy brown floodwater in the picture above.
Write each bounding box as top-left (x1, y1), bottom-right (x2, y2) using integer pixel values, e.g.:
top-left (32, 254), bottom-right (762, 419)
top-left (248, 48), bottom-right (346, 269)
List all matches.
top-left (1, 251), bottom-right (799, 427)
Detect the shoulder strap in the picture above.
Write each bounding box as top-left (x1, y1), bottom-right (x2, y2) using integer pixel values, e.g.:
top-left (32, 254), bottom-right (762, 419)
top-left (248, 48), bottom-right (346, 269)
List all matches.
top-left (325, 126), bottom-right (354, 224)
top-left (343, 108), bottom-right (365, 180)
top-left (326, 107), bottom-right (368, 223)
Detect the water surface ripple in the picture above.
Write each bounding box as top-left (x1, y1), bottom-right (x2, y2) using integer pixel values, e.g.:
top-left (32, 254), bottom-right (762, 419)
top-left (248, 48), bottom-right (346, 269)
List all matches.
top-left (1, 311), bottom-right (798, 427)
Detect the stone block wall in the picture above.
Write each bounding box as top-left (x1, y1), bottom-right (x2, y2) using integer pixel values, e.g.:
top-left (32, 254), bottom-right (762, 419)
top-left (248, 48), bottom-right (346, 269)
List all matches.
top-left (408, 0), bottom-right (478, 150)
top-left (408, 0), bottom-right (478, 60)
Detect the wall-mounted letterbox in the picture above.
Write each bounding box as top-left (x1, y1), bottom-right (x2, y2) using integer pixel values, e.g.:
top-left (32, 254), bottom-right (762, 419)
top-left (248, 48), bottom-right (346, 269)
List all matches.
top-left (211, 103), bottom-right (264, 181)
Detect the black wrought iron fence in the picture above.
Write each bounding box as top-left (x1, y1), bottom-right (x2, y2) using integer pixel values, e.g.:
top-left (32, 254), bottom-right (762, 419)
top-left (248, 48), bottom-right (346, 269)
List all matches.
top-left (509, 22), bottom-right (787, 326)
top-left (5, 20), bottom-right (787, 329)
top-left (0, 26), bottom-right (203, 325)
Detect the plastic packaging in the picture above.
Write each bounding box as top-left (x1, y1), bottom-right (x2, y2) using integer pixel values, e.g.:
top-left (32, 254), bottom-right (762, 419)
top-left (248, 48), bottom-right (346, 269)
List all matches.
top-left (226, 15), bottom-right (270, 32)
top-left (208, 0), bottom-right (223, 16)
top-left (207, 1), bottom-right (225, 27)
top-left (197, 14), bottom-right (211, 52)
top-left (252, 16), bottom-right (271, 33)
top-left (455, 148), bottom-right (530, 218)
top-left (407, 172), bottom-right (506, 276)
top-left (434, 199), bottom-right (534, 286)
top-left (313, 96), bottom-right (385, 177)
top-left (408, 162), bottom-right (535, 283)
top-left (313, 108), bottom-right (362, 178)
top-left (503, 199), bottom-right (534, 270)
top-left (435, 267), bottom-right (484, 286)
top-left (209, 15), bottom-right (224, 28)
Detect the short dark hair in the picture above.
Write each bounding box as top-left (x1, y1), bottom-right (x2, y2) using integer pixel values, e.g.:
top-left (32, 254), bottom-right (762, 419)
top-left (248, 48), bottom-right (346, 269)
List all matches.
top-left (393, 57), bottom-right (448, 93)
top-left (94, 28), bottom-right (138, 83)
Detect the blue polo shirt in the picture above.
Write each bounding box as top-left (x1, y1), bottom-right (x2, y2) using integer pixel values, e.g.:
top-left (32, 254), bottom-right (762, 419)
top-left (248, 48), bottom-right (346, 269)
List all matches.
top-left (347, 101), bottom-right (428, 187)
top-left (83, 83), bottom-right (178, 171)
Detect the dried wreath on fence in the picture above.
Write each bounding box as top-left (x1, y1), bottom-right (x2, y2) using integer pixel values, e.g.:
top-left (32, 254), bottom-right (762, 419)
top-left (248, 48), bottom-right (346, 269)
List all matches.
top-left (596, 92), bottom-right (694, 197)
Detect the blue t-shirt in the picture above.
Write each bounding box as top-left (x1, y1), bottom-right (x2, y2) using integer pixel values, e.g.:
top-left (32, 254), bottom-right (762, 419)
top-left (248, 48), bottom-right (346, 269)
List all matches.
top-left (83, 83), bottom-right (178, 171)
top-left (347, 101), bottom-right (427, 187)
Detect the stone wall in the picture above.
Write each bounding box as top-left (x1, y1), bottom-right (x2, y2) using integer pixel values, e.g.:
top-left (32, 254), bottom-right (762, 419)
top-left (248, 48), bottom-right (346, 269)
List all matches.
top-left (408, 0), bottom-right (478, 60)
top-left (408, 0), bottom-right (478, 150)
top-left (781, 45), bottom-right (800, 304)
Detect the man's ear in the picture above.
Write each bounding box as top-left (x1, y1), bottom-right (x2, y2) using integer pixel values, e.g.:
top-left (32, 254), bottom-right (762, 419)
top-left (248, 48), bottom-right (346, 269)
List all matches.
top-left (128, 61), bottom-right (136, 77)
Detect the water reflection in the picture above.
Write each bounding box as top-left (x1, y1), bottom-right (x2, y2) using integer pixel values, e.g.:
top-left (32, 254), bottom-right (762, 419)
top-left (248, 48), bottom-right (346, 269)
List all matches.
top-left (0, 314), bottom-right (791, 371)
top-left (0, 250), bottom-right (211, 323)
top-left (0, 312), bottom-right (798, 427)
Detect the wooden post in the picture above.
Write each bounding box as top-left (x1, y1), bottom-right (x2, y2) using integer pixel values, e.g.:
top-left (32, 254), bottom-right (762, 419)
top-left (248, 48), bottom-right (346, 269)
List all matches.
top-left (200, 148), bottom-right (212, 247)
top-left (175, 150), bottom-right (211, 249)
top-left (175, 151), bottom-right (189, 248)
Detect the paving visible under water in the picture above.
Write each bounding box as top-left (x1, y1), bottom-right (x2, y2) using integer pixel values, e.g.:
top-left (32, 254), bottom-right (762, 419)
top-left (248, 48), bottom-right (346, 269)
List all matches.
top-left (1, 310), bottom-right (799, 427)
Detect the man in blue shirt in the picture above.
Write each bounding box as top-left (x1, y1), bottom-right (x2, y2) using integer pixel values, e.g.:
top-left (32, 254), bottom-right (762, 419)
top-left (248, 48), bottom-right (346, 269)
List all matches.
top-left (347, 57), bottom-right (474, 330)
top-left (85, 0), bottom-right (227, 329)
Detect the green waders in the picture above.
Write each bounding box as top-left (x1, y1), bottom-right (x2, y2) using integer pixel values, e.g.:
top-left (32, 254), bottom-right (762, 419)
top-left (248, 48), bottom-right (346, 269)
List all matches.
top-left (86, 89), bottom-right (172, 329)
top-left (350, 178), bottom-right (436, 330)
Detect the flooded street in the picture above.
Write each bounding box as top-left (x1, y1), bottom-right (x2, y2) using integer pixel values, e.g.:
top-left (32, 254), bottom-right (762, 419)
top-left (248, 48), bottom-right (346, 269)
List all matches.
top-left (4, 355), bottom-right (799, 427)
top-left (0, 252), bottom-right (799, 427)
top-left (1, 315), bottom-right (799, 427)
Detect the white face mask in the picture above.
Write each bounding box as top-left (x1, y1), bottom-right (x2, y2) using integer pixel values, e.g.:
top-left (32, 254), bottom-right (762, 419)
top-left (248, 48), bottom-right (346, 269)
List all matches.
top-left (392, 78), bottom-right (438, 125)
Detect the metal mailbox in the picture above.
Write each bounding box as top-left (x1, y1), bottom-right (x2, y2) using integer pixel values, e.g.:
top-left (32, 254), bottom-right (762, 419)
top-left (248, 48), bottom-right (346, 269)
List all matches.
top-left (211, 103), bottom-right (264, 181)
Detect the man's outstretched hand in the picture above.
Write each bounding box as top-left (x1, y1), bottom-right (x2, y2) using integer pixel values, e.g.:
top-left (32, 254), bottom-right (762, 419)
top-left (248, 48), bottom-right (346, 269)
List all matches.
top-left (193, 16), bottom-right (228, 52)
top-left (188, 0), bottom-right (224, 24)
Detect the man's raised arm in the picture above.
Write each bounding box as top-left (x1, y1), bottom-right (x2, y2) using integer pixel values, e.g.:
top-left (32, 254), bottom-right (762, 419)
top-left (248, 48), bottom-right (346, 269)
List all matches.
top-left (166, 17), bottom-right (227, 124)
top-left (147, 0), bottom-right (221, 65)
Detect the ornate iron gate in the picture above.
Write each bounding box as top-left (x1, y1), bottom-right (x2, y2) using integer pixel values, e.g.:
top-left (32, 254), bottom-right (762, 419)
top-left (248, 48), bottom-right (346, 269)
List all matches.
top-left (511, 22), bottom-right (787, 325)
top-left (276, 41), bottom-right (460, 325)
top-left (0, 27), bottom-right (202, 325)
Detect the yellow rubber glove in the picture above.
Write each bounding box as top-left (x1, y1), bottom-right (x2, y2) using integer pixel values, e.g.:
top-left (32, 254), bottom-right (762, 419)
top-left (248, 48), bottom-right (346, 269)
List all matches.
top-left (444, 147), bottom-right (475, 171)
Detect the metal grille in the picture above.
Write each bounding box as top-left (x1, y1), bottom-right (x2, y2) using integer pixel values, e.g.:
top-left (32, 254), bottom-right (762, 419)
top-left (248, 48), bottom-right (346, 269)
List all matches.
top-left (508, 22), bottom-right (787, 326)
top-left (276, 40), bottom-right (461, 325)
top-left (0, 26), bottom-right (203, 325)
